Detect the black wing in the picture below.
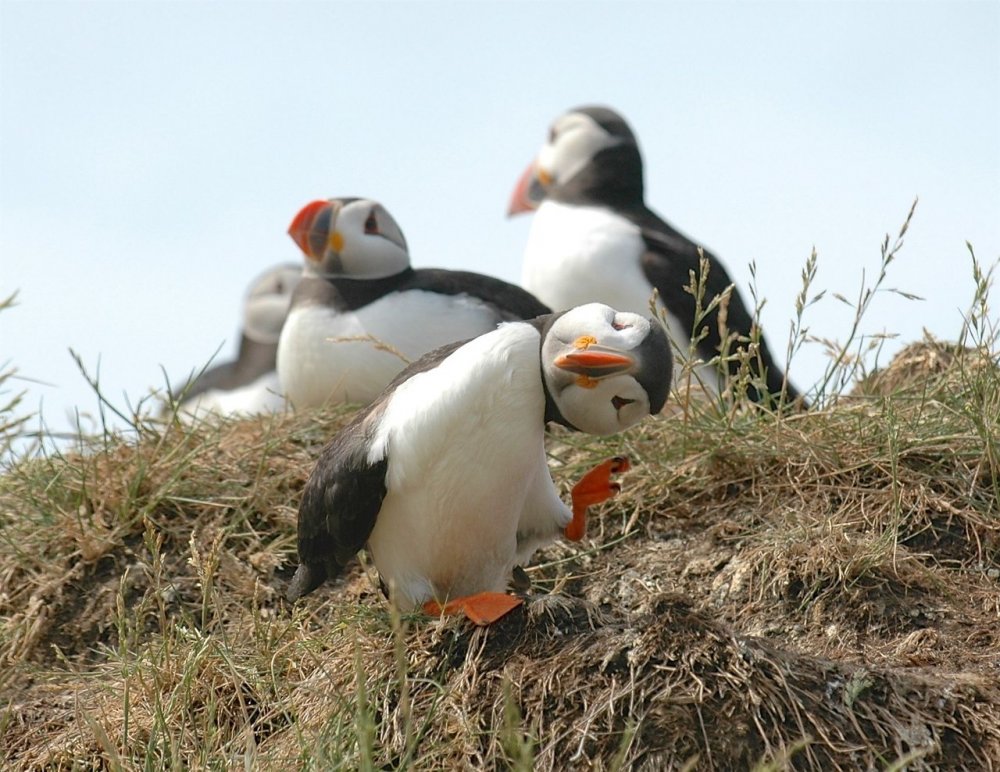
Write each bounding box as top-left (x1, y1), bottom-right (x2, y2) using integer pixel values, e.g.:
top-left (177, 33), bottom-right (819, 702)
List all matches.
top-left (171, 361), bottom-right (238, 405)
top-left (631, 206), bottom-right (801, 406)
top-left (287, 412), bottom-right (389, 601)
top-left (408, 269), bottom-right (551, 321)
top-left (321, 268), bottom-right (550, 321)
top-left (171, 337), bottom-right (279, 405)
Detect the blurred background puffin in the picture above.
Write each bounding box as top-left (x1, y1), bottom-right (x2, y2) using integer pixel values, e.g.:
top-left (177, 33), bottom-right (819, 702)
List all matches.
top-left (508, 105), bottom-right (803, 408)
top-left (286, 303), bottom-right (673, 624)
top-left (170, 262), bottom-right (300, 421)
top-left (278, 197), bottom-right (550, 409)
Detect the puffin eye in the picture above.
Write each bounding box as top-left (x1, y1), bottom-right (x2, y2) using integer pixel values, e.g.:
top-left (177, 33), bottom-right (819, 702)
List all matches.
top-left (612, 320), bottom-right (629, 331)
top-left (364, 210), bottom-right (379, 235)
top-left (548, 127), bottom-right (557, 144)
top-left (612, 395), bottom-right (635, 411)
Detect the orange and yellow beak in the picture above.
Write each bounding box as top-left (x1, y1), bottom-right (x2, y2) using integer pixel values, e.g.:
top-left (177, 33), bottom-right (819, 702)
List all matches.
top-left (288, 199), bottom-right (340, 261)
top-left (506, 161), bottom-right (549, 216)
top-left (554, 344), bottom-right (635, 379)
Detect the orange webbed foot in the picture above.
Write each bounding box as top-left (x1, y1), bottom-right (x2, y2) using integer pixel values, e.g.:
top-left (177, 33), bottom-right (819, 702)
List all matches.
top-left (422, 592), bottom-right (523, 626)
top-left (565, 456), bottom-right (631, 542)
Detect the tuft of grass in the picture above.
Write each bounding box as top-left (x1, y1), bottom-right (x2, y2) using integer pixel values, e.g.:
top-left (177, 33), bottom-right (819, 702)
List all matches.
top-left (811, 198), bottom-right (924, 400)
top-left (0, 293), bottom-right (35, 464)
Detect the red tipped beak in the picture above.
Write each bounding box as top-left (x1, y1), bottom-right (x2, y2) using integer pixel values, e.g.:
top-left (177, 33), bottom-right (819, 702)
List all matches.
top-left (288, 200), bottom-right (330, 258)
top-left (507, 161), bottom-right (540, 217)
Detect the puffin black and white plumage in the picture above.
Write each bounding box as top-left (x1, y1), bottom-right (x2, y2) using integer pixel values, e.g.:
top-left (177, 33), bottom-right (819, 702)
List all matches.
top-left (277, 197), bottom-right (551, 408)
top-left (172, 262), bottom-right (301, 420)
top-left (508, 105), bottom-right (802, 407)
top-left (286, 303), bottom-right (672, 624)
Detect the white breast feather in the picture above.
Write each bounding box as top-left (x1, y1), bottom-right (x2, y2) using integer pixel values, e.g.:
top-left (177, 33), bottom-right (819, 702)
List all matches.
top-left (522, 201), bottom-right (652, 315)
top-left (277, 290), bottom-right (505, 408)
top-left (178, 371), bottom-right (287, 423)
top-left (364, 323), bottom-right (571, 610)
top-left (522, 200), bottom-right (720, 391)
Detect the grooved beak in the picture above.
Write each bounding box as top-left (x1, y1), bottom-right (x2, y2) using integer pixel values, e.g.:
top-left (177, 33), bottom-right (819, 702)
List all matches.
top-left (507, 160), bottom-right (545, 216)
top-left (288, 200), bottom-right (335, 260)
top-left (554, 345), bottom-right (635, 378)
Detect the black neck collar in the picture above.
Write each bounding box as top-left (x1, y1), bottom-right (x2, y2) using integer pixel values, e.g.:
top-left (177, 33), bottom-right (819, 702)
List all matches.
top-left (533, 311), bottom-right (580, 432)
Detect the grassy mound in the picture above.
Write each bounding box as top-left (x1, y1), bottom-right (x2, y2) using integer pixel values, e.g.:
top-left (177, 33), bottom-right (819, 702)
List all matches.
top-left (3, 216), bottom-right (998, 768)
top-left (2, 328), bottom-right (999, 769)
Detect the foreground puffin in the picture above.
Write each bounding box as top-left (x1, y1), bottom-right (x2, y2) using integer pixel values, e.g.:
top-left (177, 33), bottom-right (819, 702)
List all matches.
top-left (171, 262), bottom-right (301, 420)
top-left (286, 303), bottom-right (672, 624)
top-left (509, 105), bottom-right (801, 407)
top-left (277, 197), bottom-right (551, 408)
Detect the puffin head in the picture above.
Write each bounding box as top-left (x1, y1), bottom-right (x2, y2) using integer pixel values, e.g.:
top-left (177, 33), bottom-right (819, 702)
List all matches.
top-left (287, 197), bottom-right (410, 279)
top-left (508, 105), bottom-right (644, 215)
top-left (242, 262), bottom-right (302, 345)
top-left (542, 303), bottom-right (671, 435)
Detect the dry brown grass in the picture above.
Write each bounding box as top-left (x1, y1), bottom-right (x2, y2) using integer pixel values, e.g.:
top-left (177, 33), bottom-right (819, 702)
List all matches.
top-left (1, 327), bottom-right (999, 770)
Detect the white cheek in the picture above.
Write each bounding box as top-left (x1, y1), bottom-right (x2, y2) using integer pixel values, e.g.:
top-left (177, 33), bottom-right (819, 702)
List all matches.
top-left (558, 376), bottom-right (651, 436)
top-left (538, 142), bottom-right (557, 174)
top-left (617, 400), bottom-right (650, 431)
top-left (574, 406), bottom-right (621, 436)
top-left (244, 294), bottom-right (293, 343)
top-left (543, 125), bottom-right (618, 187)
top-left (343, 240), bottom-right (407, 279)
top-left (558, 386), bottom-right (610, 435)
top-left (615, 315), bottom-right (652, 348)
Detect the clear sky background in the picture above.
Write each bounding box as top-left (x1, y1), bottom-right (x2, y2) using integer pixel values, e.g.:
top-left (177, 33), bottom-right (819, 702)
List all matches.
top-left (2, 1), bottom-right (998, 440)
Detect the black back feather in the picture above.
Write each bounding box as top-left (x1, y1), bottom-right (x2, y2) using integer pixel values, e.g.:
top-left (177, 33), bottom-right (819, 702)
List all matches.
top-left (292, 268), bottom-right (550, 321)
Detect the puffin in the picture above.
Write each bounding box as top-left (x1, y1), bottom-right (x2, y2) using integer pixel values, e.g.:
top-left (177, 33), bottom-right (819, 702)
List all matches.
top-left (286, 302), bottom-right (673, 624)
top-left (277, 197), bottom-right (551, 408)
top-left (171, 262), bottom-right (301, 420)
top-left (508, 105), bottom-right (802, 407)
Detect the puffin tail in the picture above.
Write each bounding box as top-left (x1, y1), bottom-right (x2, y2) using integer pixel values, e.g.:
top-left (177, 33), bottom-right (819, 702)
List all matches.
top-left (286, 562), bottom-right (328, 602)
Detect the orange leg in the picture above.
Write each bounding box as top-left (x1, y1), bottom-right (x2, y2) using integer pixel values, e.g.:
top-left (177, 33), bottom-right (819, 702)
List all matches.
top-left (422, 592), bottom-right (524, 626)
top-left (564, 456), bottom-right (631, 542)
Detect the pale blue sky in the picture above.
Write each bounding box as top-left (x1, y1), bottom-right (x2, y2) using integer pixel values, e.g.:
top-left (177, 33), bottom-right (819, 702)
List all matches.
top-left (2, 1), bottom-right (998, 438)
